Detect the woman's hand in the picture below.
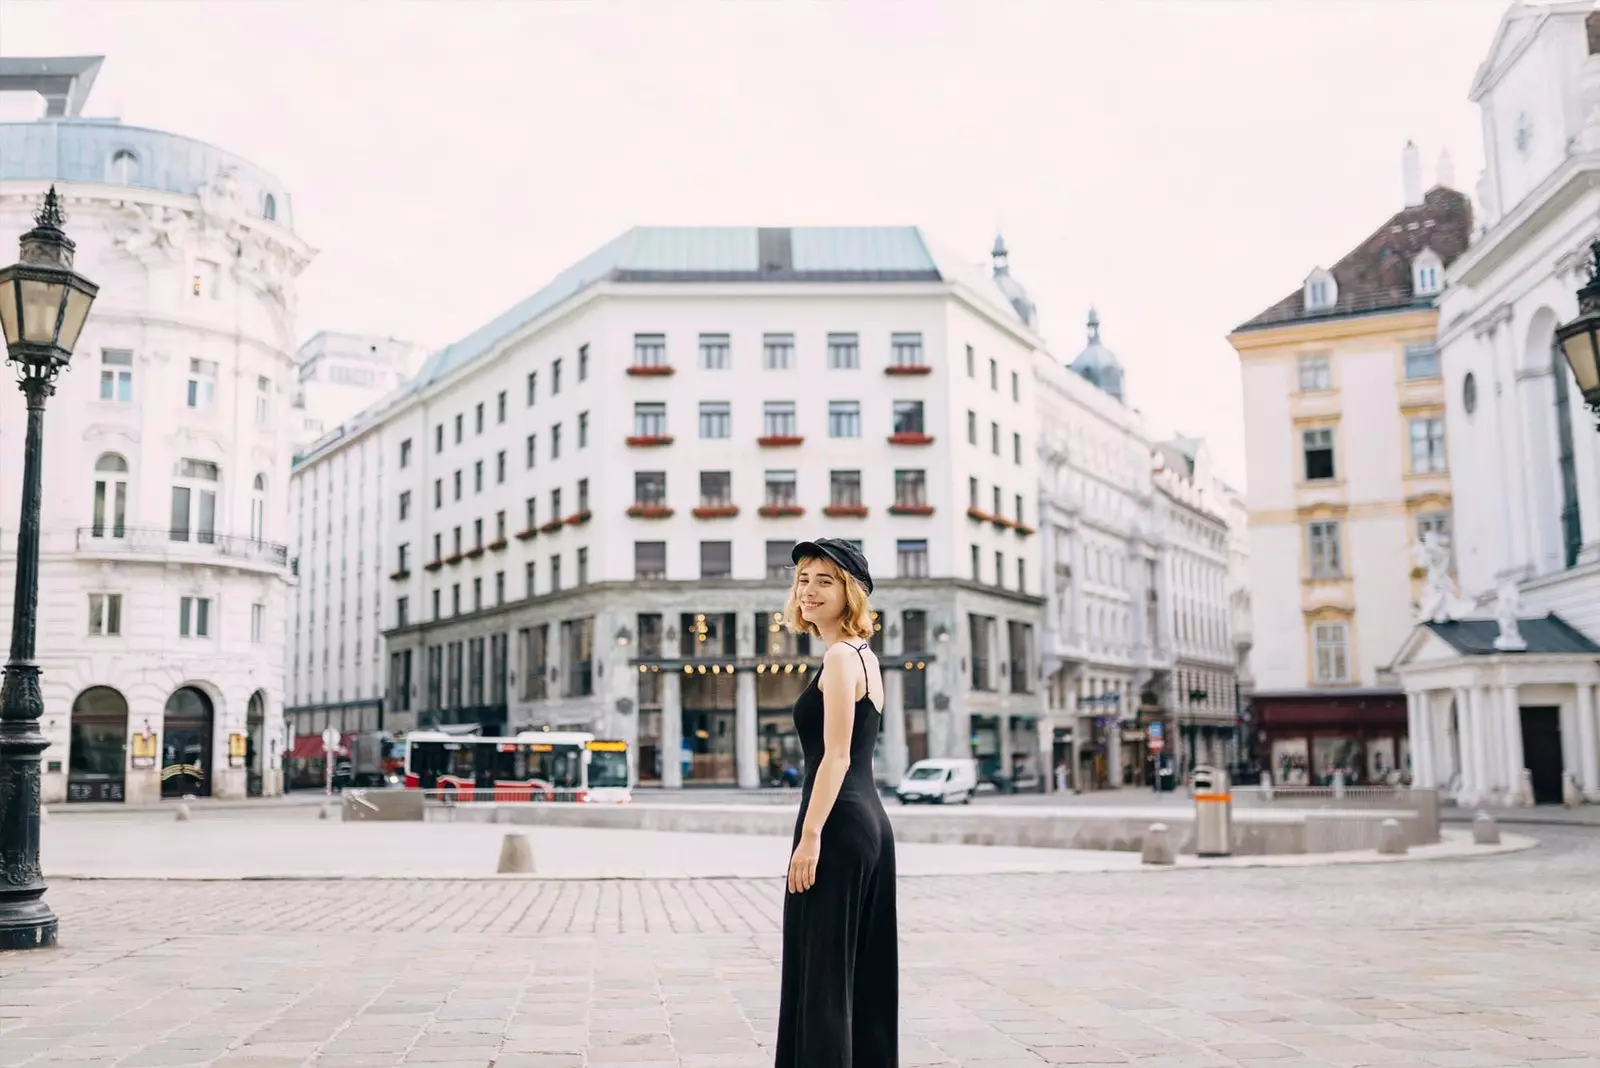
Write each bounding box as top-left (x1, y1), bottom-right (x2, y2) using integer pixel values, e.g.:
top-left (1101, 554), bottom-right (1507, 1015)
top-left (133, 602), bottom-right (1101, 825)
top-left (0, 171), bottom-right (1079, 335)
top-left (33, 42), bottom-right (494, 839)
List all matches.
top-left (787, 830), bottom-right (821, 894)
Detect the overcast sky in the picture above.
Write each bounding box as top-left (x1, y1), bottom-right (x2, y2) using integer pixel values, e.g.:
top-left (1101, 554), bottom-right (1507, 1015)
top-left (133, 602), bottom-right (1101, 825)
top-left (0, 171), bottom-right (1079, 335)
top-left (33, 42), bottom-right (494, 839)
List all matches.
top-left (1, 0), bottom-right (1512, 483)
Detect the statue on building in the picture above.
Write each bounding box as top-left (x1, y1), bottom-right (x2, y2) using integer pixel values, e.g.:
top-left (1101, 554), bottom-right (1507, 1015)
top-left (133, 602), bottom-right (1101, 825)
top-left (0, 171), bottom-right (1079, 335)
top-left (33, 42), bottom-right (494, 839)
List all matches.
top-left (1414, 532), bottom-right (1469, 624)
top-left (1492, 575), bottom-right (1527, 652)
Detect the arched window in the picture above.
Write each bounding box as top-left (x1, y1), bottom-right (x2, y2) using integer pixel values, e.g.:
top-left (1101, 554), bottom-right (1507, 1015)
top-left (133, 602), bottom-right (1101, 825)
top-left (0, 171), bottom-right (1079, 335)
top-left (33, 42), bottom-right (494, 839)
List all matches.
top-left (262, 193), bottom-right (277, 222)
top-left (1412, 248), bottom-right (1443, 297)
top-left (251, 473), bottom-right (267, 542)
top-left (171, 458), bottom-right (220, 544)
top-left (1304, 267), bottom-right (1338, 313)
top-left (92, 453), bottom-right (129, 539)
top-left (108, 149), bottom-right (140, 185)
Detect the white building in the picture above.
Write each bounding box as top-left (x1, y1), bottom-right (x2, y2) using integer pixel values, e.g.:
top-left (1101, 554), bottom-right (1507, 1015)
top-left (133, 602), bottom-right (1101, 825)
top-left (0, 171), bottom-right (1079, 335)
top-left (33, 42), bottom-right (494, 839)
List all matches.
top-left (290, 226), bottom-right (1049, 788)
top-left (1393, 1), bottom-right (1600, 807)
top-left (291, 331), bottom-right (427, 448)
top-left (0, 56), bottom-right (309, 803)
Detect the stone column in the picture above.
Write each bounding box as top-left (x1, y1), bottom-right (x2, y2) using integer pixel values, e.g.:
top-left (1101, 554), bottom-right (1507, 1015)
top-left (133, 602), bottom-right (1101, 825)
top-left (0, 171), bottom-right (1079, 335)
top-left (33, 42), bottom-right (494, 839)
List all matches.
top-left (1503, 683), bottom-right (1525, 802)
top-left (1067, 677), bottom-right (1082, 792)
top-left (1036, 714), bottom-right (1054, 793)
top-left (1577, 683), bottom-right (1600, 800)
top-left (882, 669), bottom-right (908, 783)
top-left (997, 711), bottom-right (1013, 785)
top-left (661, 670), bottom-right (683, 789)
top-left (1405, 691), bottom-right (1423, 785)
top-left (735, 670), bottom-right (758, 789)
top-left (1456, 686), bottom-right (1480, 799)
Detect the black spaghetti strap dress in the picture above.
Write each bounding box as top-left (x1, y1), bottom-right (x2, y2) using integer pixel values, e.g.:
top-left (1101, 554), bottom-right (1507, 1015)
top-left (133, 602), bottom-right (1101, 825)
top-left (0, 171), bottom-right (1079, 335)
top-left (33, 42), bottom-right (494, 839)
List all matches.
top-left (775, 642), bottom-right (898, 1067)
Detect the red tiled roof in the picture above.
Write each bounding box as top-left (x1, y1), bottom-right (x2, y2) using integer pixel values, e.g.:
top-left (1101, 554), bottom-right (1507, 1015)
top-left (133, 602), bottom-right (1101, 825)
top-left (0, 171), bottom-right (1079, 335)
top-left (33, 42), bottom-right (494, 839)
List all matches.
top-left (1235, 187), bottom-right (1473, 331)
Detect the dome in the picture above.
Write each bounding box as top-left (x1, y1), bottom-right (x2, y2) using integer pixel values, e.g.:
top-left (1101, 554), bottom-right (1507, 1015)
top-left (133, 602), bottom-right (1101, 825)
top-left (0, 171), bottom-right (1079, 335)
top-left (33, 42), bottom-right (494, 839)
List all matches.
top-left (990, 233), bottom-right (1037, 327)
top-left (1069, 308), bottom-right (1125, 402)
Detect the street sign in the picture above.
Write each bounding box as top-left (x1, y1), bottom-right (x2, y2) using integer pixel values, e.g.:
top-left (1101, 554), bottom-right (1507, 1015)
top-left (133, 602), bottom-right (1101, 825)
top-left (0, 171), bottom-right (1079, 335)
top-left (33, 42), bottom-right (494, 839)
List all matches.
top-left (1149, 737), bottom-right (1165, 752)
top-left (1148, 722), bottom-right (1164, 740)
top-left (321, 727), bottom-right (339, 753)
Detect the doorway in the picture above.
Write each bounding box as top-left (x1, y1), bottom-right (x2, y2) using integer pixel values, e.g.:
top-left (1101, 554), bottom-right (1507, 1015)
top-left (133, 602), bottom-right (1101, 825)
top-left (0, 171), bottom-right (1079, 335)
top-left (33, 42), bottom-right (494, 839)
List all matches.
top-left (162, 686), bottom-right (215, 798)
top-left (1520, 706), bottom-right (1563, 805)
top-left (68, 686), bottom-right (128, 802)
top-left (246, 690), bottom-right (266, 797)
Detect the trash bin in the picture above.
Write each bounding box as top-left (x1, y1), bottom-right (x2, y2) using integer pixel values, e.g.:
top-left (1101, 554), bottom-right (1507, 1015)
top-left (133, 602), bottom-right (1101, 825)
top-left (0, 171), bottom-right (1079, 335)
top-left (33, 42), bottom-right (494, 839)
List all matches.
top-left (1192, 765), bottom-right (1232, 856)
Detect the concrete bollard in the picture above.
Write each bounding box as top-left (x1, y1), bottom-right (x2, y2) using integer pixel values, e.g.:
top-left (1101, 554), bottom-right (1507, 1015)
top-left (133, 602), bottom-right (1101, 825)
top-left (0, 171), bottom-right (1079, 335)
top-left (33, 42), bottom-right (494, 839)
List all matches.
top-left (1517, 769), bottom-right (1535, 808)
top-left (497, 833), bottom-right (535, 874)
top-left (318, 803), bottom-right (330, 821)
top-left (1376, 817), bottom-right (1407, 856)
top-left (1472, 811), bottom-right (1500, 845)
top-left (174, 803), bottom-right (191, 822)
top-left (1564, 772), bottom-right (1582, 810)
top-left (1140, 822), bottom-right (1176, 866)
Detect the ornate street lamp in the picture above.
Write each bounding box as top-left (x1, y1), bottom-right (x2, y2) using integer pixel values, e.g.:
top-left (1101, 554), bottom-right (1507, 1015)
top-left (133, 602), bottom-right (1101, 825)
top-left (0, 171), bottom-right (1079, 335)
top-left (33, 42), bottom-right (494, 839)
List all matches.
top-left (0, 187), bottom-right (99, 950)
top-left (1556, 240), bottom-right (1600, 423)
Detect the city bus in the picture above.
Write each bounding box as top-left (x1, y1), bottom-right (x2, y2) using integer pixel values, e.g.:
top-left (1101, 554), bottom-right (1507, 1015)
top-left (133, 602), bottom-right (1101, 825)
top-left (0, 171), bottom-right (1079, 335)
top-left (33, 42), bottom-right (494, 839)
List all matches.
top-left (401, 731), bottom-right (632, 802)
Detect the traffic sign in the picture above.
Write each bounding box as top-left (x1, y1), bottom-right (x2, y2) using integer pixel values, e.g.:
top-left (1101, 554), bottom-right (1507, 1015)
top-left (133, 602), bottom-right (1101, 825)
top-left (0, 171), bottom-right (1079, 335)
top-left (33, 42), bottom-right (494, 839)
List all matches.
top-left (1149, 737), bottom-right (1165, 752)
top-left (321, 727), bottom-right (339, 753)
top-left (1148, 722), bottom-right (1164, 740)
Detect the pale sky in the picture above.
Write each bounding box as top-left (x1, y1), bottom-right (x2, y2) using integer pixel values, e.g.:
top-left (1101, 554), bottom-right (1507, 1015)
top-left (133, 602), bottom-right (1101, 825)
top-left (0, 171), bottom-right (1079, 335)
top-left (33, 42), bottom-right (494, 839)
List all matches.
top-left (0, 0), bottom-right (1512, 483)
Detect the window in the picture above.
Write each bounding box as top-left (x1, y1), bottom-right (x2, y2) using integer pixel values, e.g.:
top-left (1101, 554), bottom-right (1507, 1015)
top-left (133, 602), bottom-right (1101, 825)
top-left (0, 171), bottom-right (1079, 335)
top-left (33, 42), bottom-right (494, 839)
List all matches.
top-left (700, 471), bottom-right (732, 507)
top-left (763, 401), bottom-right (797, 437)
top-left (830, 470), bottom-right (862, 507)
top-left (827, 333), bottom-right (859, 369)
top-left (452, 583), bottom-right (461, 615)
top-left (496, 390), bottom-right (508, 423)
top-left (891, 333), bottom-right (924, 368)
top-left (1011, 371), bottom-right (1020, 402)
top-left (179, 596), bottom-right (212, 638)
top-left (495, 571), bottom-right (506, 605)
top-left (400, 439), bottom-right (412, 468)
top-left (432, 589), bottom-right (441, 619)
top-left (526, 370), bottom-right (537, 405)
top-left (473, 518), bottom-right (484, 549)
top-left (1463, 372), bottom-right (1479, 415)
top-left (435, 424), bottom-right (444, 453)
top-left (635, 541), bottom-right (667, 580)
top-left (525, 434), bottom-right (536, 468)
top-left (965, 345), bottom-right (975, 377)
top-left (496, 510), bottom-right (507, 540)
top-left (969, 614), bottom-right (994, 690)
top-left (186, 359), bottom-right (217, 410)
top-left (967, 411), bottom-right (977, 445)
top-left (765, 469), bottom-right (797, 506)
top-left (1013, 432), bottom-right (1022, 465)
top-left (766, 540), bottom-right (791, 579)
top-left (635, 471), bottom-right (667, 507)
top-left (578, 412), bottom-right (588, 449)
top-left (552, 358), bottom-right (563, 395)
top-left (433, 479), bottom-right (442, 509)
top-left (968, 477), bottom-right (979, 508)
top-left (989, 358), bottom-right (998, 391)
top-left (455, 413), bottom-right (463, 443)
top-left (1302, 428), bottom-right (1336, 481)
top-left (473, 577), bottom-right (483, 611)
top-left (635, 402), bottom-right (667, 437)
top-left (1405, 343), bottom-right (1440, 380)
top-left (454, 470), bottom-right (463, 500)
top-left (398, 543), bottom-right (411, 574)
top-left (1413, 253), bottom-right (1441, 296)
top-left (828, 401), bottom-right (861, 438)
top-left (496, 450), bottom-right (506, 484)
top-left (550, 554), bottom-right (562, 591)
top-left (255, 376), bottom-right (272, 427)
top-left (578, 344), bottom-right (589, 381)
top-left (397, 597), bottom-right (409, 629)
top-left (700, 333), bottom-right (731, 370)
top-left (576, 547), bottom-right (589, 586)
top-left (453, 526), bottom-right (463, 555)
top-left (519, 624), bottom-right (550, 700)
top-left (1298, 354), bottom-right (1332, 392)
top-left (169, 459), bottom-right (219, 544)
top-left (551, 423), bottom-right (562, 460)
top-left (109, 149), bottom-right (140, 184)
top-left (1307, 521), bottom-right (1342, 579)
top-left (1409, 417), bottom-right (1446, 474)
top-left (433, 532), bottom-right (442, 561)
top-left (990, 422), bottom-right (1000, 455)
top-left (88, 593), bottom-right (122, 636)
top-left (251, 603), bottom-right (266, 643)
top-left (701, 541), bottom-right (733, 580)
top-left (551, 487), bottom-right (563, 521)
top-left (474, 461), bottom-right (484, 493)
top-left (261, 192), bottom-right (276, 221)
top-left (1014, 493), bottom-right (1025, 525)
top-left (699, 402), bottom-right (731, 439)
top-left (1305, 270), bottom-right (1336, 311)
top-left (995, 550), bottom-right (1004, 588)
top-left (892, 400), bottom-right (924, 435)
top-left (250, 473), bottom-right (267, 541)
top-left (561, 617), bottom-right (594, 697)
top-left (897, 539), bottom-right (929, 578)
top-left (577, 478), bottom-right (589, 513)
top-left (1017, 557), bottom-right (1026, 592)
top-left (895, 470), bottom-right (926, 507)
top-left (99, 349), bottom-right (133, 403)
top-left (525, 560), bottom-right (536, 597)
top-left (1313, 621), bottom-right (1350, 683)
top-left (91, 453), bottom-right (128, 538)
top-left (633, 334), bottom-right (667, 368)
top-left (764, 333), bottom-right (795, 370)
top-left (971, 544), bottom-right (981, 580)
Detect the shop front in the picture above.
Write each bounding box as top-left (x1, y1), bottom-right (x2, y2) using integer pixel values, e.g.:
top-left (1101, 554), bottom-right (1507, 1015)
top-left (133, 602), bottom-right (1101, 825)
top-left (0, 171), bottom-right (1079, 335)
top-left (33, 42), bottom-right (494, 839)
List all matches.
top-left (1255, 691), bottom-right (1408, 787)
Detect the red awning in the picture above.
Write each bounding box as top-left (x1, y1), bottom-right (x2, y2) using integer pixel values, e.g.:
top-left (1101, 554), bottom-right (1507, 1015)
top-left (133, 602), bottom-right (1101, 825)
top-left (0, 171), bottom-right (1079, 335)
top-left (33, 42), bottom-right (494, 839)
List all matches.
top-left (285, 733), bottom-right (353, 760)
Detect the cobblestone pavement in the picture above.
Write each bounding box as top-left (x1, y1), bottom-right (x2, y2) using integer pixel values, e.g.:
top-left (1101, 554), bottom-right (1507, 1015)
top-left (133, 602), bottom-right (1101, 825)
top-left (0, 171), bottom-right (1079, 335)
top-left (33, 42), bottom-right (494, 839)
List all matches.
top-left (3, 827), bottom-right (1599, 1068)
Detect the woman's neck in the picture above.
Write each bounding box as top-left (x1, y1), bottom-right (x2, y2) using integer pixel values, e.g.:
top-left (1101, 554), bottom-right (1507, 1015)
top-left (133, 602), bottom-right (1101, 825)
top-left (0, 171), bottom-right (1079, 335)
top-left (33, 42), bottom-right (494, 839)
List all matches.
top-left (814, 620), bottom-right (847, 646)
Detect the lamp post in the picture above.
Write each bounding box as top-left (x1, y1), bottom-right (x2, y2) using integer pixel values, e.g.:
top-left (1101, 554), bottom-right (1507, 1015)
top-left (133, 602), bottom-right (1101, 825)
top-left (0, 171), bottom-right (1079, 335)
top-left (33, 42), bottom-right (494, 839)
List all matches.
top-left (1556, 240), bottom-right (1600, 424)
top-left (0, 187), bottom-right (99, 950)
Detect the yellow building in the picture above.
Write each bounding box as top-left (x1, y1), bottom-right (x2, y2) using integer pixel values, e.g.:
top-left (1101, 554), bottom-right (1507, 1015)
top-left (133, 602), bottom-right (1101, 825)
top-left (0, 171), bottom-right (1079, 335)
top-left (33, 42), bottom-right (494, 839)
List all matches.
top-left (1228, 156), bottom-right (1470, 786)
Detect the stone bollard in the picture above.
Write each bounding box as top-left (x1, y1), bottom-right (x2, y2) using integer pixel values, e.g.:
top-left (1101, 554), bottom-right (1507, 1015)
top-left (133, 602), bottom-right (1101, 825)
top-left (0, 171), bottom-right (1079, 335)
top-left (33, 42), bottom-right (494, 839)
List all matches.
top-left (174, 803), bottom-right (191, 822)
top-left (1517, 769), bottom-right (1535, 808)
top-left (1141, 823), bottom-right (1176, 866)
top-left (1376, 817), bottom-right (1407, 856)
top-left (1564, 772), bottom-right (1582, 810)
top-left (318, 803), bottom-right (330, 821)
top-left (1259, 771), bottom-right (1273, 803)
top-left (497, 833), bottom-right (535, 874)
top-left (1472, 811), bottom-right (1500, 845)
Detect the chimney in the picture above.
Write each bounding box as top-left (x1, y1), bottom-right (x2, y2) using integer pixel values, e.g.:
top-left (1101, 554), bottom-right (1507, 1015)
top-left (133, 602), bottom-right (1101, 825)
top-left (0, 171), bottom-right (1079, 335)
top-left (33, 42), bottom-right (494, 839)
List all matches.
top-left (1403, 141), bottom-right (1423, 207)
top-left (1437, 148), bottom-right (1455, 191)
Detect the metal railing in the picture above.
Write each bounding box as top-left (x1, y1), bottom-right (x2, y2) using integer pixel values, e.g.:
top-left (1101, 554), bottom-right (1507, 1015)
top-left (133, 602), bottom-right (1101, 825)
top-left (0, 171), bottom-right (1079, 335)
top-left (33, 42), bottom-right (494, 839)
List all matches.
top-left (1228, 784), bottom-right (1440, 844)
top-left (76, 526), bottom-right (289, 567)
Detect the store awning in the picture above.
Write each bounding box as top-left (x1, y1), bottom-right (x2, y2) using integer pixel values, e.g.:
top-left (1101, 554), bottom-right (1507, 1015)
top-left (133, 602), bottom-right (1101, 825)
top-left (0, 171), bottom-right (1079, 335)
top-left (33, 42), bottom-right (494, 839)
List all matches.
top-left (285, 733), bottom-right (352, 760)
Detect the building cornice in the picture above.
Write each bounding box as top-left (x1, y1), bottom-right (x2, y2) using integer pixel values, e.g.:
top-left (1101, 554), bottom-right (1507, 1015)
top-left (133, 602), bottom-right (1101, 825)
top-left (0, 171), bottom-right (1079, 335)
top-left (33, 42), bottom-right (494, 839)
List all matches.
top-left (1229, 307), bottom-right (1438, 355)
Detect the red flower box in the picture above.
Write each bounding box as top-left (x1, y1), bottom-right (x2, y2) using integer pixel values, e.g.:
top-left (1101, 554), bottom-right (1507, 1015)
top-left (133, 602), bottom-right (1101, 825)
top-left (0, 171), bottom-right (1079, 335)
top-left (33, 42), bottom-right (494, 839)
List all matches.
top-left (692, 505), bottom-right (739, 519)
top-left (465, 546), bottom-right (485, 559)
top-left (757, 435), bottom-right (805, 447)
top-left (966, 506), bottom-right (994, 523)
top-left (389, 569), bottom-right (411, 581)
top-left (514, 528), bottom-right (537, 542)
top-left (627, 505), bottom-right (675, 519)
top-left (989, 515), bottom-right (1013, 531)
top-left (565, 509), bottom-right (592, 526)
top-left (626, 365), bottom-right (676, 377)
top-left (538, 518), bottom-right (564, 534)
top-left (1012, 523), bottom-right (1036, 537)
top-left (626, 435), bottom-right (674, 447)
top-left (423, 560), bottom-right (443, 572)
top-left (822, 504), bottom-right (869, 518)
top-left (888, 504), bottom-right (935, 516)
top-left (885, 364), bottom-right (932, 376)
top-left (758, 504), bottom-right (805, 518)
top-left (445, 553), bottom-right (464, 566)
top-left (487, 538), bottom-right (508, 552)
top-left (887, 432), bottom-right (934, 446)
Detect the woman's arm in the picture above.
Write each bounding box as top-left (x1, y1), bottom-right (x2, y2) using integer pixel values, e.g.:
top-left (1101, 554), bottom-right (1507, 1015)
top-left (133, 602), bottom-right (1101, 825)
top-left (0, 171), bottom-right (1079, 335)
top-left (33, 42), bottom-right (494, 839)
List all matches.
top-left (800, 643), bottom-right (863, 840)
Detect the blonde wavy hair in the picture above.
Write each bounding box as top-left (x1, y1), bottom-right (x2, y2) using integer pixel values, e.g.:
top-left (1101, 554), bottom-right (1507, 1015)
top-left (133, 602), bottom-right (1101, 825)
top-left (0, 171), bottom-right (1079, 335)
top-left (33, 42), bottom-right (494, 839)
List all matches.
top-left (782, 552), bottom-right (875, 640)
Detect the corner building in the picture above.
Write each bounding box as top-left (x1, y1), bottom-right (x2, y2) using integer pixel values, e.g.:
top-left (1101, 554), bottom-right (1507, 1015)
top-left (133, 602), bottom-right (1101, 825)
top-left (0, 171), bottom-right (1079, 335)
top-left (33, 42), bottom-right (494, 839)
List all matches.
top-left (0, 57), bottom-right (308, 803)
top-left (294, 227), bottom-right (1048, 787)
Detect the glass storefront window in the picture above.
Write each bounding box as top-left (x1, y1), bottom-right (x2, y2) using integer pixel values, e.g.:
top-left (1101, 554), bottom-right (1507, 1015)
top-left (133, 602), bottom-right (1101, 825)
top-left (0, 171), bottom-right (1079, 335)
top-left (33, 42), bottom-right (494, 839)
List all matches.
top-left (1313, 735), bottom-right (1363, 785)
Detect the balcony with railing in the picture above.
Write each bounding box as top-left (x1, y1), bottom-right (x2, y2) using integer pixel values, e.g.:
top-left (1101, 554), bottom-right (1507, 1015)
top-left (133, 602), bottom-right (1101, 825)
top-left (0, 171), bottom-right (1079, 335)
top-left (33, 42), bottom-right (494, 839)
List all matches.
top-left (75, 526), bottom-right (290, 571)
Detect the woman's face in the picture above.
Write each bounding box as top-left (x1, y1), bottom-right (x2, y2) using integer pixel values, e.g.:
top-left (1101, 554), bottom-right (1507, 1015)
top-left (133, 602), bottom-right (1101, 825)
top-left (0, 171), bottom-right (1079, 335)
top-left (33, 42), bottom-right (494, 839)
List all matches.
top-left (794, 558), bottom-right (846, 628)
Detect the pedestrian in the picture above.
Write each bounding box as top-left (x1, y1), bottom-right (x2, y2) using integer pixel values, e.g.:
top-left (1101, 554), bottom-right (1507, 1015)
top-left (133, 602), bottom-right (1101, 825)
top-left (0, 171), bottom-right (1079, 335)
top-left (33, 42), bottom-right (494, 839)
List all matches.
top-left (774, 538), bottom-right (898, 1067)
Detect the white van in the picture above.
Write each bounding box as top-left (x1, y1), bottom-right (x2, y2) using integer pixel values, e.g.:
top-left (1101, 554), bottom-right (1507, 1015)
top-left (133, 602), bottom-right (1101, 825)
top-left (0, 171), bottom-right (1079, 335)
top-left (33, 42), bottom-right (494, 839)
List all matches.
top-left (894, 758), bottom-right (978, 805)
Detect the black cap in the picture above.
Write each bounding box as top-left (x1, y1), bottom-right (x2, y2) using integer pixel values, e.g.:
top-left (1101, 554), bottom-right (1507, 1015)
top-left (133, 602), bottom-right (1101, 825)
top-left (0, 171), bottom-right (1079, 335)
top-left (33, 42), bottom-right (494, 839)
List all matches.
top-left (791, 538), bottom-right (874, 595)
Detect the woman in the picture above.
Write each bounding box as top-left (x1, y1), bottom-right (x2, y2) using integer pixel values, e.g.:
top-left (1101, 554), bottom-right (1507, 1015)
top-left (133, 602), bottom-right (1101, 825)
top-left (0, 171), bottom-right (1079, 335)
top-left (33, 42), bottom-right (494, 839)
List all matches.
top-left (774, 538), bottom-right (898, 1067)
